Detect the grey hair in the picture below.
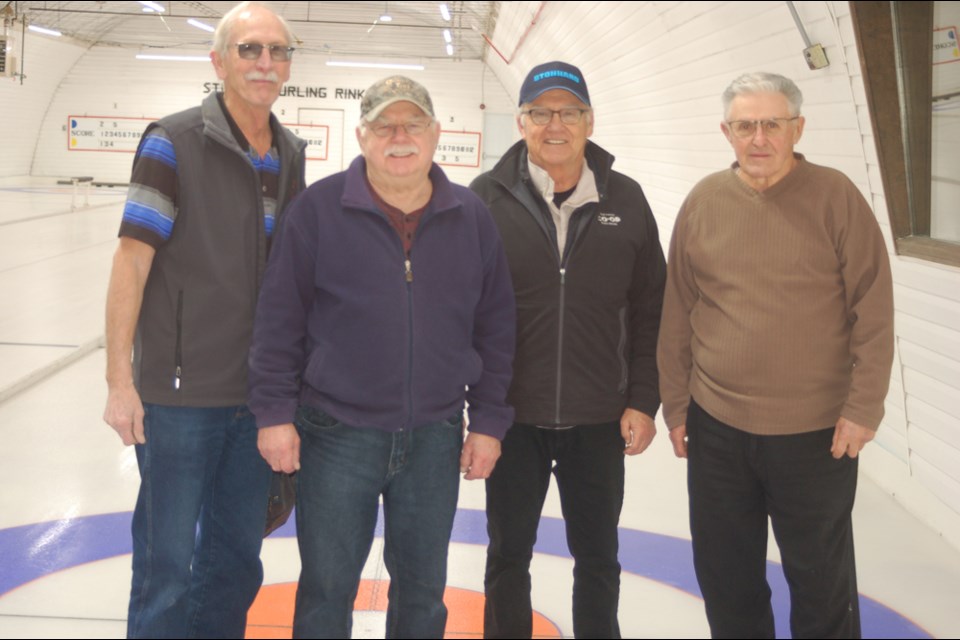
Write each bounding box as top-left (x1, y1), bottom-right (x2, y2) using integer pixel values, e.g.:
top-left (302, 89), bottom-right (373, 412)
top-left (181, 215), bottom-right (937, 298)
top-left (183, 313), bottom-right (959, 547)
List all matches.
top-left (212, 1), bottom-right (294, 59)
top-left (722, 72), bottom-right (803, 119)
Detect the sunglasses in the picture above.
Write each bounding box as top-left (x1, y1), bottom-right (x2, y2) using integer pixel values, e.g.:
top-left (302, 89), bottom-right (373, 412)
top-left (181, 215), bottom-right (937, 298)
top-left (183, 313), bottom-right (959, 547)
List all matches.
top-left (235, 42), bottom-right (295, 62)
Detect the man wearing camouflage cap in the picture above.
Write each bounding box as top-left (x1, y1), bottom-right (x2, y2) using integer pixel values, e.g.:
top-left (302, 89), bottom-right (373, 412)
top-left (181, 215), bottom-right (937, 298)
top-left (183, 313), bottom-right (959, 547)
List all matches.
top-left (249, 75), bottom-right (517, 638)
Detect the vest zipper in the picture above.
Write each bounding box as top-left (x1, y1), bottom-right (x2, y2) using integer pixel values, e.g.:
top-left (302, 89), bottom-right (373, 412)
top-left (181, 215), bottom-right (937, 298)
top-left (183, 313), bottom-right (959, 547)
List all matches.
top-left (174, 290), bottom-right (183, 390)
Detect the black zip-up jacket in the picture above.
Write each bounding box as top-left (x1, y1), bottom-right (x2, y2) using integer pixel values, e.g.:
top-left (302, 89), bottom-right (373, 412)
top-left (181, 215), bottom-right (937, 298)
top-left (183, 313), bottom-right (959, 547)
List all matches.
top-left (470, 139), bottom-right (665, 425)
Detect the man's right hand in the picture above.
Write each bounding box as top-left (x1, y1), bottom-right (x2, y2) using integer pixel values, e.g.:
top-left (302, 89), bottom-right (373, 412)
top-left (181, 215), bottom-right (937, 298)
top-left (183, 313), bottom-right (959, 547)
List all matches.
top-left (258, 423), bottom-right (301, 473)
top-left (103, 383), bottom-right (146, 446)
top-left (669, 424), bottom-right (688, 458)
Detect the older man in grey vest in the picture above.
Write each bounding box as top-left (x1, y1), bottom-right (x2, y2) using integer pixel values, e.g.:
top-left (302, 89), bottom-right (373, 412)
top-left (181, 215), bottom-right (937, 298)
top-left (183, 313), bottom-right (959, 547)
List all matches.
top-left (102, 3), bottom-right (305, 636)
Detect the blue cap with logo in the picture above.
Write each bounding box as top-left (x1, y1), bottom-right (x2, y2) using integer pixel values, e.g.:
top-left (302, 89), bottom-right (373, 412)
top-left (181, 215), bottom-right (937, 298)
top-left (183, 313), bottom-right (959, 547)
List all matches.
top-left (518, 61), bottom-right (591, 107)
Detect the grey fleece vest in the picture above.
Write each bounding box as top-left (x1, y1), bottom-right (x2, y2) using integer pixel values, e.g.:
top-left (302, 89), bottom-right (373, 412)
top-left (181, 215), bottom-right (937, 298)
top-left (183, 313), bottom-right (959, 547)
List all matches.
top-left (133, 94), bottom-right (306, 407)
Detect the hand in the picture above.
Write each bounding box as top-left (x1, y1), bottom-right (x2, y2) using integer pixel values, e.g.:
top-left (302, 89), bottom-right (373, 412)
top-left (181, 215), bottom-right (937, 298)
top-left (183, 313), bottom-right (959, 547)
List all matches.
top-left (460, 432), bottom-right (501, 480)
top-left (669, 425), bottom-right (688, 458)
top-left (621, 408), bottom-right (656, 455)
top-left (103, 383), bottom-right (146, 446)
top-left (258, 423), bottom-right (301, 473)
top-left (831, 417), bottom-right (876, 459)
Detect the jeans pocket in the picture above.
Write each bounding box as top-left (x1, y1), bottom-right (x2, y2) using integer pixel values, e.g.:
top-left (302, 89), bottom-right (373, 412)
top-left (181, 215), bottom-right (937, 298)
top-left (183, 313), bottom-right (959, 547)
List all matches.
top-left (295, 405), bottom-right (343, 433)
top-left (444, 409), bottom-right (465, 427)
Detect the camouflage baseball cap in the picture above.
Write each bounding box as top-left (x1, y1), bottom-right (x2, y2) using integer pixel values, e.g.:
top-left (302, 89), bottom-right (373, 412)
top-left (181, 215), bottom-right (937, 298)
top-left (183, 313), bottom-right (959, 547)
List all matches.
top-left (360, 75), bottom-right (436, 121)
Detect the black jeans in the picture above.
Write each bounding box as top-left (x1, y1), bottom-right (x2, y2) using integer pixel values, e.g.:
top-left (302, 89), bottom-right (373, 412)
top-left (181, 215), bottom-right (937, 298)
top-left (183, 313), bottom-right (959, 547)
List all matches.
top-left (687, 400), bottom-right (861, 639)
top-left (484, 422), bottom-right (625, 639)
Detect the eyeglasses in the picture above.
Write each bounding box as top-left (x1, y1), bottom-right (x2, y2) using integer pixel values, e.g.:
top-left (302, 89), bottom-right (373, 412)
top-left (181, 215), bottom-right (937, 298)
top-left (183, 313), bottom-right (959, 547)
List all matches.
top-left (366, 119), bottom-right (433, 138)
top-left (235, 42), bottom-right (295, 62)
top-left (521, 107), bottom-right (591, 126)
top-left (725, 117), bottom-right (799, 139)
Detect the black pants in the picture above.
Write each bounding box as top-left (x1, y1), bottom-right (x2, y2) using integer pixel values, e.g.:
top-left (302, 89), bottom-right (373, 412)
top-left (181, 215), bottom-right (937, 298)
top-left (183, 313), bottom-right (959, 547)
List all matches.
top-left (687, 400), bottom-right (861, 639)
top-left (483, 422), bottom-right (625, 639)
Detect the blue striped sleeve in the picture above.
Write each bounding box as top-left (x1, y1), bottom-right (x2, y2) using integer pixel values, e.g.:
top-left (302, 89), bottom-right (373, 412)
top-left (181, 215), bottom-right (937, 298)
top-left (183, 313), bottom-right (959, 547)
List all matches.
top-left (119, 129), bottom-right (178, 246)
top-left (138, 132), bottom-right (177, 169)
top-left (122, 196), bottom-right (175, 238)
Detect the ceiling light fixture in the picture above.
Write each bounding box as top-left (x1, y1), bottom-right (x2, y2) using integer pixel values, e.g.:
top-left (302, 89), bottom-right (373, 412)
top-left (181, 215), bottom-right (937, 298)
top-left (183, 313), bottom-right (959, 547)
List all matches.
top-left (446, 44), bottom-right (454, 56)
top-left (379, 2), bottom-right (393, 22)
top-left (138, 1), bottom-right (166, 12)
top-left (136, 53), bottom-right (210, 61)
top-left (439, 4), bottom-right (451, 21)
top-left (327, 60), bottom-right (425, 71)
top-left (443, 29), bottom-right (452, 44)
top-left (27, 25), bottom-right (62, 37)
top-left (187, 18), bottom-right (215, 33)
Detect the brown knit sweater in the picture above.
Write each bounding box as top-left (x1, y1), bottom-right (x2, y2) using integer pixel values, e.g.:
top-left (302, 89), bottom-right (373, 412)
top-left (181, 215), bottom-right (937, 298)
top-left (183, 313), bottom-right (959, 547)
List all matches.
top-left (657, 156), bottom-right (894, 435)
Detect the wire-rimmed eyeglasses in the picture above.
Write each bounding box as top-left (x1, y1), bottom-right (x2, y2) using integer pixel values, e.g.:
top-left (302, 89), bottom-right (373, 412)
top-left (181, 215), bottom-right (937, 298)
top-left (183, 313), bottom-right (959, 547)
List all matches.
top-left (725, 117), bottom-right (799, 139)
top-left (365, 119), bottom-right (434, 138)
top-left (521, 107), bottom-right (591, 126)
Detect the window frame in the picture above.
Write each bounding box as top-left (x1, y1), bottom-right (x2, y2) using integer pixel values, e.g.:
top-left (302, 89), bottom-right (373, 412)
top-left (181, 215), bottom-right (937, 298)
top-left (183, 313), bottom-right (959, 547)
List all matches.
top-left (851, 0), bottom-right (960, 268)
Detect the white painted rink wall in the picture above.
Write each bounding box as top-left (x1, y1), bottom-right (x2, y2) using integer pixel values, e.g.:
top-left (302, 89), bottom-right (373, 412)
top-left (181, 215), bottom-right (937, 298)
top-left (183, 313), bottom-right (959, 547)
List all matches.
top-left (3, 1), bottom-right (959, 550)
top-left (25, 48), bottom-right (514, 187)
top-left (0, 33), bottom-right (86, 178)
top-left (484, 0), bottom-right (960, 551)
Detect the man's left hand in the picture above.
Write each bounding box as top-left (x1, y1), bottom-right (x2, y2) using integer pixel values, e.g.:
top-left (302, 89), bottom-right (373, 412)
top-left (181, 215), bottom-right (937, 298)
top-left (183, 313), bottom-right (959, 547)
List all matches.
top-left (460, 432), bottom-right (501, 480)
top-left (831, 417), bottom-right (876, 459)
top-left (621, 408), bottom-right (656, 456)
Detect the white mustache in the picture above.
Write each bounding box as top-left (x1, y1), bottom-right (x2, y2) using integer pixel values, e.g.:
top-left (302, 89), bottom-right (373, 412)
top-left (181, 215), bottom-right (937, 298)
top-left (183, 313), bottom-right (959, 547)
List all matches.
top-left (245, 71), bottom-right (280, 82)
top-left (384, 145), bottom-right (419, 157)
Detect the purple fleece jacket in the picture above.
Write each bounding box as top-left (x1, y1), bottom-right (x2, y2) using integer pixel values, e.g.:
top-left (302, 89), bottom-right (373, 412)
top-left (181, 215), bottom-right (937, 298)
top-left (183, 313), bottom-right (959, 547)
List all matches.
top-left (248, 155), bottom-right (516, 440)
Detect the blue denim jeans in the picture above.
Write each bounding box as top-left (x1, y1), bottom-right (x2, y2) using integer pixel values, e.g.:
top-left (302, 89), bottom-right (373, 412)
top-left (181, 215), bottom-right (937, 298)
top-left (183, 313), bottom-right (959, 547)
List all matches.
top-left (128, 404), bottom-right (272, 639)
top-left (293, 405), bottom-right (463, 639)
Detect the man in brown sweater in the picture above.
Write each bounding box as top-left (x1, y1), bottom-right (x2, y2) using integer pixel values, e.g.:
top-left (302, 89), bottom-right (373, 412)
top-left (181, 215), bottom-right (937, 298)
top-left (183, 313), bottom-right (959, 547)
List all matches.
top-left (657, 72), bottom-right (894, 638)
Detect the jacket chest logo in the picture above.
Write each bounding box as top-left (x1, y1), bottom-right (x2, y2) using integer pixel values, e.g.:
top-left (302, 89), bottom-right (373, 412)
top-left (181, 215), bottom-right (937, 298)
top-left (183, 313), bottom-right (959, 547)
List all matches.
top-left (598, 212), bottom-right (621, 226)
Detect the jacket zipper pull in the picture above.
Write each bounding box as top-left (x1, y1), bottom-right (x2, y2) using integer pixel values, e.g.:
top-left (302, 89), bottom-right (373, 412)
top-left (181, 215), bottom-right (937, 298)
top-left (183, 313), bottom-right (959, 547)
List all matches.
top-left (405, 259), bottom-right (413, 283)
top-left (560, 267), bottom-right (566, 284)
top-left (174, 366), bottom-right (182, 390)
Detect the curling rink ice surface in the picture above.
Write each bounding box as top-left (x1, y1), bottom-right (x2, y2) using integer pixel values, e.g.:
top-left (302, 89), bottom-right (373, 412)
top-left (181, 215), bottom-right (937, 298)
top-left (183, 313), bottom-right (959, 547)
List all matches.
top-left (1, 177), bottom-right (959, 639)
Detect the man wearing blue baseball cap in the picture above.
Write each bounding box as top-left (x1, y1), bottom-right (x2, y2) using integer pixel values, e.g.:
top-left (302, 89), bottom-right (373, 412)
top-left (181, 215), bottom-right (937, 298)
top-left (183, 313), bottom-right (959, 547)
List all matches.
top-left (471, 61), bottom-right (666, 638)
